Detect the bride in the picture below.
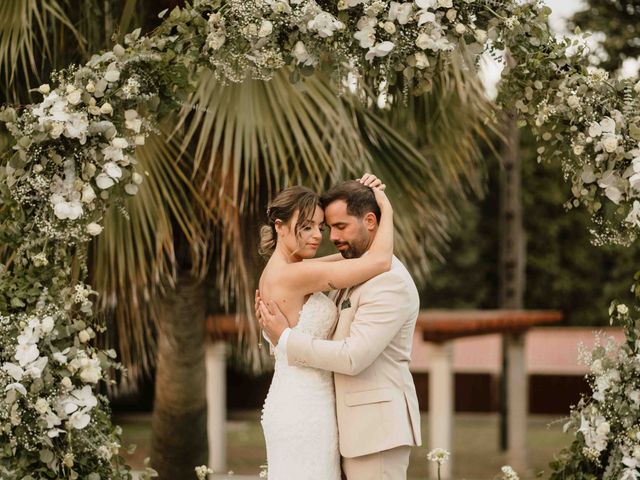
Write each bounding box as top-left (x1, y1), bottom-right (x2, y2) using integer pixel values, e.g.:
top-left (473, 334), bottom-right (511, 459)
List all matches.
top-left (258, 174), bottom-right (393, 479)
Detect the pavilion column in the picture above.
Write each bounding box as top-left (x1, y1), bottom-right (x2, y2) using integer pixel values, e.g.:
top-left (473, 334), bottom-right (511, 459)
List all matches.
top-left (429, 341), bottom-right (454, 480)
top-left (506, 332), bottom-right (528, 472)
top-left (206, 340), bottom-right (227, 472)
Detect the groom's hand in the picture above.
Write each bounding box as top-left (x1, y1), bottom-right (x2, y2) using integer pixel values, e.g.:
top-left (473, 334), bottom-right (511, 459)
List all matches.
top-left (258, 300), bottom-right (289, 346)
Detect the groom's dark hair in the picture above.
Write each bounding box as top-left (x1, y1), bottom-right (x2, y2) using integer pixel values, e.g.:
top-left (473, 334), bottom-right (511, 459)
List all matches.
top-left (320, 181), bottom-right (381, 223)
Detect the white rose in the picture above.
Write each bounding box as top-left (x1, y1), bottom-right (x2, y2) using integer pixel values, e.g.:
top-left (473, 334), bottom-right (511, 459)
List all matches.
top-left (61, 377), bottom-right (73, 390)
top-left (588, 122), bottom-right (602, 138)
top-left (258, 20), bottom-right (273, 37)
top-left (100, 103), bottom-right (113, 115)
top-left (86, 81), bottom-right (96, 93)
top-left (86, 223), bottom-right (103, 236)
top-left (35, 398), bottom-right (49, 415)
top-left (66, 90), bottom-right (82, 105)
top-left (39, 84), bottom-right (51, 94)
top-left (80, 364), bottom-right (101, 384)
top-left (617, 303), bottom-right (629, 315)
top-left (95, 173), bottom-right (115, 190)
top-left (41, 316), bottom-right (54, 334)
top-left (111, 137), bottom-right (128, 149)
top-left (78, 330), bottom-right (91, 343)
top-left (601, 134), bottom-right (618, 153)
top-left (573, 145), bottom-right (584, 156)
top-left (104, 70), bottom-right (120, 83)
top-left (383, 21), bottom-right (396, 34)
top-left (132, 172), bottom-right (144, 185)
top-left (88, 105), bottom-right (101, 115)
top-left (600, 117), bottom-right (616, 134)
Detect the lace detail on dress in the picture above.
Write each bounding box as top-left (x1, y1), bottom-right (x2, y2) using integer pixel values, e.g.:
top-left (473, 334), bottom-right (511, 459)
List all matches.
top-left (261, 292), bottom-right (341, 480)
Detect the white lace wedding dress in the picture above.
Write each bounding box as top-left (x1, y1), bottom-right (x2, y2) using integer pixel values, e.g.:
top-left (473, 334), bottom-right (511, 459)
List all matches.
top-left (261, 292), bottom-right (341, 480)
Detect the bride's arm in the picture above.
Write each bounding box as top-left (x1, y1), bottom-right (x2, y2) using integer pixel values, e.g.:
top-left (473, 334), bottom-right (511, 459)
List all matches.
top-left (282, 188), bottom-right (393, 294)
top-left (303, 253), bottom-right (343, 263)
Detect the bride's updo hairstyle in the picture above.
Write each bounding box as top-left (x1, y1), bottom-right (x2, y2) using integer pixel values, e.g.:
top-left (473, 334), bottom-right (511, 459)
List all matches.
top-left (259, 186), bottom-right (320, 257)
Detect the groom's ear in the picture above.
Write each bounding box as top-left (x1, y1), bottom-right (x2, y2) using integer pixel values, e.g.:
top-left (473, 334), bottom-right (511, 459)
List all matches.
top-left (363, 212), bottom-right (378, 230)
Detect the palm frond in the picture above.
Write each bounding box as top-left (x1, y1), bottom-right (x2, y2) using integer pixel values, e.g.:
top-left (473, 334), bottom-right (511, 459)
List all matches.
top-left (0, 0), bottom-right (84, 103)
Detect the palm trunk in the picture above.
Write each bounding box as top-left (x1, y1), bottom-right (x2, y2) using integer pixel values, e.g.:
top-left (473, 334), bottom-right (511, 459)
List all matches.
top-left (151, 272), bottom-right (208, 479)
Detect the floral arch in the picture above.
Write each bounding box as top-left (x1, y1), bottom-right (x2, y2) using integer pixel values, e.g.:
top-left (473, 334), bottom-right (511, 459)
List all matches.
top-left (1, 0), bottom-right (639, 478)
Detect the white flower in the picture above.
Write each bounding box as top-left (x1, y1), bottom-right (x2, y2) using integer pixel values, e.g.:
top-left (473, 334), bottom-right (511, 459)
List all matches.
top-left (415, 0), bottom-right (436, 7)
top-left (53, 201), bottom-right (83, 220)
top-left (125, 109), bottom-right (142, 132)
top-left (61, 377), bottom-right (73, 390)
top-left (195, 465), bottom-right (214, 480)
top-left (124, 183), bottom-right (139, 195)
top-left (95, 173), bottom-right (115, 190)
top-left (41, 316), bottom-right (55, 333)
top-left (79, 358), bottom-right (102, 384)
top-left (388, 2), bottom-right (413, 25)
top-left (596, 421), bottom-right (610, 436)
top-left (35, 398), bottom-right (49, 415)
top-left (100, 102), bottom-right (113, 115)
top-left (103, 161), bottom-right (123, 179)
top-left (354, 21), bottom-right (376, 48)
top-left (625, 200), bottom-right (640, 227)
top-left (601, 134), bottom-right (618, 153)
top-left (501, 465), bottom-right (520, 480)
top-left (588, 122), bottom-right (602, 138)
top-left (2, 362), bottom-right (24, 381)
top-left (567, 96), bottom-right (580, 108)
top-left (78, 330), bottom-right (91, 343)
top-left (66, 90), bottom-right (82, 105)
top-left (81, 184), bottom-right (97, 203)
top-left (617, 304), bottom-right (629, 315)
top-left (86, 80), bottom-right (96, 93)
top-left (111, 137), bottom-right (129, 149)
top-left (383, 21), bottom-right (396, 34)
top-left (600, 117), bottom-right (616, 134)
top-left (454, 23), bottom-right (466, 35)
top-left (365, 41), bottom-right (395, 61)
top-left (416, 32), bottom-right (430, 49)
top-left (308, 12), bottom-right (344, 38)
top-left (15, 344), bottom-right (39, 367)
top-left (427, 448), bottom-right (450, 464)
top-left (53, 351), bottom-right (68, 364)
top-left (104, 69), bottom-right (120, 83)
top-left (414, 52), bottom-right (429, 69)
top-left (86, 223), bottom-right (103, 236)
top-left (132, 172), bottom-right (144, 185)
top-left (50, 122), bottom-right (65, 138)
top-left (135, 134), bottom-right (146, 145)
top-left (39, 84), bottom-right (51, 94)
top-left (5, 382), bottom-right (27, 396)
top-left (580, 166), bottom-right (596, 183)
top-left (258, 20), bottom-right (273, 37)
top-left (573, 144), bottom-right (585, 156)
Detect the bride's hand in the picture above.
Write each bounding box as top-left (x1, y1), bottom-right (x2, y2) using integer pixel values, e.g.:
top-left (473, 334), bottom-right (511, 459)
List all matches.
top-left (358, 173), bottom-right (386, 191)
top-left (372, 186), bottom-right (392, 212)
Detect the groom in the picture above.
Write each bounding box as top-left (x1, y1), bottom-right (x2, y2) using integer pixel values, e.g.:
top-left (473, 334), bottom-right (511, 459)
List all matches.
top-left (259, 180), bottom-right (422, 479)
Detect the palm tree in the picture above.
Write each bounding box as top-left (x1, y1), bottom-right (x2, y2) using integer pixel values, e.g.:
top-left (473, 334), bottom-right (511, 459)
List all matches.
top-left (0, 1), bottom-right (498, 478)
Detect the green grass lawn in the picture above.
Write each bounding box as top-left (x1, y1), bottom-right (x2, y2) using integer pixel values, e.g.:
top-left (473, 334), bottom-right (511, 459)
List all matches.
top-left (115, 411), bottom-right (573, 479)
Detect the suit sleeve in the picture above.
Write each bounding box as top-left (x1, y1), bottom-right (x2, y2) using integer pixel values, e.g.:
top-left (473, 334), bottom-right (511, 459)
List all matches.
top-left (286, 272), bottom-right (412, 376)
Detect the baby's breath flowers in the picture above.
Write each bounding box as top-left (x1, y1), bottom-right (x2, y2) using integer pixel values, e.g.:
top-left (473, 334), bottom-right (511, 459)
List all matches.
top-left (427, 447), bottom-right (450, 479)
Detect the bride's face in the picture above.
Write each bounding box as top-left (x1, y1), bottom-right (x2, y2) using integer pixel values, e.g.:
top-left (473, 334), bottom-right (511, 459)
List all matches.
top-left (278, 205), bottom-right (325, 260)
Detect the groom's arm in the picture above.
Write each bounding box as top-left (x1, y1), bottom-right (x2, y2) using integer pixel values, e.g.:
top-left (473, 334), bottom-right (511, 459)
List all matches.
top-left (285, 272), bottom-right (414, 376)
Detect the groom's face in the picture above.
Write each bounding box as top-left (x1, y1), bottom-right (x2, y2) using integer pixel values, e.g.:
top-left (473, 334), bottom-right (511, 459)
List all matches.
top-left (323, 200), bottom-right (375, 259)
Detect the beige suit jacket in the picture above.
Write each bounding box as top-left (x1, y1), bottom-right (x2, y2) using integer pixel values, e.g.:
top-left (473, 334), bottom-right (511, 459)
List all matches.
top-left (287, 256), bottom-right (422, 458)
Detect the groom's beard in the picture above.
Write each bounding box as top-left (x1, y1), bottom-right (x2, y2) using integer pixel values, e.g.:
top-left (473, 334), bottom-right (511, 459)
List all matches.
top-left (334, 235), bottom-right (369, 259)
